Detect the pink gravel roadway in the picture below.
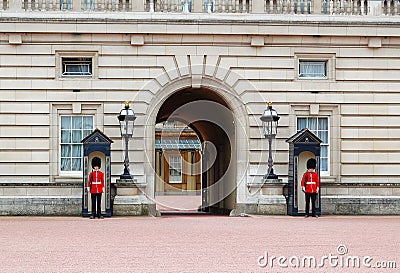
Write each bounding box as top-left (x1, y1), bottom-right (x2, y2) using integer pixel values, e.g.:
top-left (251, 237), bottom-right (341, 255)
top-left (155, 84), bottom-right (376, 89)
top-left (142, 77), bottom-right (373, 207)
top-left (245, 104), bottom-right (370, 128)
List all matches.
top-left (0, 215), bottom-right (399, 273)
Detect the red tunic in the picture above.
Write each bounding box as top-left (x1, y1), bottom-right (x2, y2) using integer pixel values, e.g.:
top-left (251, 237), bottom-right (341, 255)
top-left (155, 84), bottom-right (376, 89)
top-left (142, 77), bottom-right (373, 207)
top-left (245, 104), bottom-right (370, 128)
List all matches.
top-left (301, 171), bottom-right (320, 193)
top-left (87, 170), bottom-right (104, 194)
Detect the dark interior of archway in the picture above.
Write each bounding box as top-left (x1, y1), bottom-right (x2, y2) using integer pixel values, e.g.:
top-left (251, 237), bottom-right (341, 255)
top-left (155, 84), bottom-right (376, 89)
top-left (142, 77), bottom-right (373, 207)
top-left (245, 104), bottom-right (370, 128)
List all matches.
top-left (157, 88), bottom-right (230, 123)
top-left (156, 87), bottom-right (236, 215)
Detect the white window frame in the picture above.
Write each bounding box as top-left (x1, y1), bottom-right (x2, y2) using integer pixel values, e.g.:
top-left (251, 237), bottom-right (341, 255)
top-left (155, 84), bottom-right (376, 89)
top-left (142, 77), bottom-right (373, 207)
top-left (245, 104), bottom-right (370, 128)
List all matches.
top-left (296, 116), bottom-right (330, 176)
top-left (168, 155), bottom-right (182, 184)
top-left (299, 61), bottom-right (327, 79)
top-left (59, 115), bottom-right (94, 176)
top-left (294, 53), bottom-right (336, 82)
top-left (55, 51), bottom-right (98, 79)
top-left (62, 57), bottom-right (92, 77)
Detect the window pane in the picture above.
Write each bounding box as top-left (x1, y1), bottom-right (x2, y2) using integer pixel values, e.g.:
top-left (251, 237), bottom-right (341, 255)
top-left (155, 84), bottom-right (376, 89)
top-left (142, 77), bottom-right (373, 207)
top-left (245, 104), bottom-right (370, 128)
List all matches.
top-left (72, 130), bottom-right (82, 143)
top-left (83, 130), bottom-right (92, 138)
top-left (320, 158), bottom-right (328, 172)
top-left (83, 116), bottom-right (93, 130)
top-left (61, 144), bottom-right (71, 157)
top-left (72, 116), bottom-right (82, 130)
top-left (72, 158), bottom-right (81, 171)
top-left (61, 116), bottom-right (71, 129)
top-left (299, 61), bottom-right (326, 78)
top-left (170, 169), bottom-right (180, 176)
top-left (72, 145), bottom-right (82, 157)
top-left (61, 158), bottom-right (71, 171)
top-left (61, 130), bottom-right (71, 143)
top-left (319, 131), bottom-right (328, 143)
top-left (318, 118), bottom-right (328, 130)
top-left (62, 58), bottom-right (92, 76)
top-left (76, 65), bottom-right (89, 73)
top-left (297, 118), bottom-right (307, 131)
top-left (308, 118), bottom-right (317, 131)
top-left (320, 146), bottom-right (328, 157)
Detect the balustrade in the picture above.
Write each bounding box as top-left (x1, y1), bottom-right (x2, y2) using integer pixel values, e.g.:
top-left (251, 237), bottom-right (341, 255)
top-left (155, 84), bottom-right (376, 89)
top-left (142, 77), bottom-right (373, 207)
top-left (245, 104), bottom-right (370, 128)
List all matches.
top-left (1, 0), bottom-right (8, 9)
top-left (22, 0), bottom-right (72, 11)
top-left (322, 0), bottom-right (368, 15)
top-left (382, 0), bottom-right (399, 15)
top-left (144, 0), bottom-right (249, 12)
top-left (266, 0), bottom-right (312, 14)
top-left (210, 0), bottom-right (251, 13)
top-left (83, 0), bottom-right (131, 11)
top-left (145, 0), bottom-right (191, 12)
top-left (0, 0), bottom-right (396, 15)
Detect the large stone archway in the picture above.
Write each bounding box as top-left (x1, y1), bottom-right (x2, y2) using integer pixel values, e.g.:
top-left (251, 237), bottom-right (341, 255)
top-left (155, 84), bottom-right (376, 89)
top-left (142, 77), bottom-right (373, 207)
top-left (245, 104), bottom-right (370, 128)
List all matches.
top-left (154, 88), bottom-right (235, 213)
top-left (141, 71), bottom-right (250, 215)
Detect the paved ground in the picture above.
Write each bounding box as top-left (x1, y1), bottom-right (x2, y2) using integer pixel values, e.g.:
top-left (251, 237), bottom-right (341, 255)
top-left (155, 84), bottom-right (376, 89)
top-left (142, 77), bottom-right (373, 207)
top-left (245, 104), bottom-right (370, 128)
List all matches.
top-left (156, 195), bottom-right (201, 212)
top-left (0, 215), bottom-right (399, 273)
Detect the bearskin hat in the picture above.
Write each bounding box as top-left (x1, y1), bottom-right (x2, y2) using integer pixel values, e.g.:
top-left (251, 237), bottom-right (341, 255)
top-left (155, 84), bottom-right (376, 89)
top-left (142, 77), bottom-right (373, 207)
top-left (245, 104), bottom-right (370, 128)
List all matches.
top-left (306, 158), bottom-right (316, 169)
top-left (91, 157), bottom-right (101, 169)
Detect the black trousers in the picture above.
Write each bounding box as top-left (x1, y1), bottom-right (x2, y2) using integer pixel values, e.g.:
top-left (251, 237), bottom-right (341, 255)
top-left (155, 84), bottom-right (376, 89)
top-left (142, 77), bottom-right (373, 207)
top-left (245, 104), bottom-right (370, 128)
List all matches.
top-left (305, 192), bottom-right (317, 216)
top-left (91, 193), bottom-right (102, 217)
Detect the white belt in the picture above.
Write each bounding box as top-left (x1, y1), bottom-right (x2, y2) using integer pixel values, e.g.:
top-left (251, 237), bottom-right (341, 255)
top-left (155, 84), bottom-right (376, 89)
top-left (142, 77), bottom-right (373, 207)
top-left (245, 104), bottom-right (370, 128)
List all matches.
top-left (307, 182), bottom-right (316, 184)
top-left (92, 182), bottom-right (101, 185)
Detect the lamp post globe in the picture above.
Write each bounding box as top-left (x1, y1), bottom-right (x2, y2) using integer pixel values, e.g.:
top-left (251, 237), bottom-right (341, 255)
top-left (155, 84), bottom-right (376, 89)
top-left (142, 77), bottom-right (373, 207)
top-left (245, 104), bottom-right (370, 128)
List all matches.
top-left (117, 101), bottom-right (136, 180)
top-left (260, 102), bottom-right (280, 179)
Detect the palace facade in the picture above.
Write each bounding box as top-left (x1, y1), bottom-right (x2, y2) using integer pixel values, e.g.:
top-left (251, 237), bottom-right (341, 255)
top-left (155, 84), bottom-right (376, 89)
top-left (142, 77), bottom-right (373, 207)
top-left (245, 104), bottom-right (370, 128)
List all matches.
top-left (1, 0), bottom-right (400, 215)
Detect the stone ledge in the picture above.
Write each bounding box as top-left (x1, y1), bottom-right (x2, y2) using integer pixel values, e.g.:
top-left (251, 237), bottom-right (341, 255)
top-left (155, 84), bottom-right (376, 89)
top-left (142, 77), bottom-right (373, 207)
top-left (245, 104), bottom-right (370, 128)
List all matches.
top-left (322, 196), bottom-right (400, 215)
top-left (231, 202), bottom-right (287, 216)
top-left (322, 196), bottom-right (400, 204)
top-left (113, 195), bottom-right (148, 205)
top-left (0, 182), bottom-right (81, 187)
top-left (247, 178), bottom-right (286, 188)
top-left (235, 196), bottom-right (400, 215)
top-left (113, 180), bottom-right (146, 196)
top-left (113, 198), bottom-right (157, 216)
top-left (258, 195), bottom-right (287, 205)
top-left (0, 196), bottom-right (81, 201)
top-left (1, 12), bottom-right (400, 25)
top-left (114, 180), bottom-right (145, 188)
top-left (0, 196), bottom-right (81, 216)
top-left (323, 182), bottom-right (400, 187)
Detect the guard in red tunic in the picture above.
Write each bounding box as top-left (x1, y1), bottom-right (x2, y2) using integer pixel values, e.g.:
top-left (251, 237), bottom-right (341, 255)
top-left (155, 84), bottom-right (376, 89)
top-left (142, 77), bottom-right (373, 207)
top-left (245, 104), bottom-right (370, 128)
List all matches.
top-left (301, 158), bottom-right (320, 218)
top-left (87, 157), bottom-right (104, 219)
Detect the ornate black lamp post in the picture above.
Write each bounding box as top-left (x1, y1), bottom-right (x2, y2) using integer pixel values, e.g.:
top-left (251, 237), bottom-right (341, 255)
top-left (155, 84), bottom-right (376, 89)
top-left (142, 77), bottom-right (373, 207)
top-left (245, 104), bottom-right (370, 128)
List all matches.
top-left (117, 101), bottom-right (136, 179)
top-left (260, 102), bottom-right (280, 179)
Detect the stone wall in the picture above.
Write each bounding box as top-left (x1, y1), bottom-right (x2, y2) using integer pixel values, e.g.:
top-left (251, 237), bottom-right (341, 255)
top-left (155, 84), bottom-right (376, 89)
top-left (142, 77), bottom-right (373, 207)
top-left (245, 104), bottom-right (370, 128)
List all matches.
top-left (0, 183), bottom-right (81, 216)
top-left (321, 183), bottom-right (400, 215)
top-left (1, 13), bottom-right (400, 215)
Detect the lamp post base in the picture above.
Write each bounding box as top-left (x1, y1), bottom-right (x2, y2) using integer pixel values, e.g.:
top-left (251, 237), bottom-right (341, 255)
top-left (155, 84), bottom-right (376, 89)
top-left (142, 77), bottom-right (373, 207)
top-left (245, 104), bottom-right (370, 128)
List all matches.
top-left (264, 173), bottom-right (279, 180)
top-left (120, 174), bottom-right (133, 180)
top-left (120, 165), bottom-right (132, 180)
top-left (264, 167), bottom-right (278, 180)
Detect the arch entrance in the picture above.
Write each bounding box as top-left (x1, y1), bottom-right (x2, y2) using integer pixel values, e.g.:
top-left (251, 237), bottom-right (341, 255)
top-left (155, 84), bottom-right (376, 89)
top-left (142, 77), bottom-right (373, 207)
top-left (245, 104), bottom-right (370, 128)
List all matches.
top-left (154, 87), bottom-right (236, 214)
